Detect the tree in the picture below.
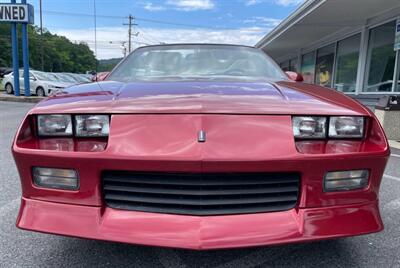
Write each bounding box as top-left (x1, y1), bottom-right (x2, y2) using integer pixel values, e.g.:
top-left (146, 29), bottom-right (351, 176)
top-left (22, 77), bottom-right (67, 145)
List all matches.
top-left (0, 24), bottom-right (97, 73)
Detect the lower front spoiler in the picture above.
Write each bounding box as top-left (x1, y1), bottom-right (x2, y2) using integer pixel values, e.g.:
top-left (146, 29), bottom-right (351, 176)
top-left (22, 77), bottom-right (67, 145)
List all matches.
top-left (17, 198), bottom-right (383, 250)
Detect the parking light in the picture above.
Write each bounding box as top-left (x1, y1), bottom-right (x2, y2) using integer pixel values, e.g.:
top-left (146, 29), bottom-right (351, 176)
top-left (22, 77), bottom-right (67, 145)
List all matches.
top-left (33, 167), bottom-right (79, 190)
top-left (324, 170), bottom-right (369, 192)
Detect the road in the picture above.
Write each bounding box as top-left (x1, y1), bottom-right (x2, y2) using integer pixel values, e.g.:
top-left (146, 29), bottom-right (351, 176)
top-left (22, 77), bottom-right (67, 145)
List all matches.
top-left (0, 101), bottom-right (399, 268)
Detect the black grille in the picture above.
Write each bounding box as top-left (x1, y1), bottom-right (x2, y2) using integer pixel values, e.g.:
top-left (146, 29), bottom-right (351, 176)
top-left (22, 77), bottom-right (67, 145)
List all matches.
top-left (102, 171), bottom-right (300, 216)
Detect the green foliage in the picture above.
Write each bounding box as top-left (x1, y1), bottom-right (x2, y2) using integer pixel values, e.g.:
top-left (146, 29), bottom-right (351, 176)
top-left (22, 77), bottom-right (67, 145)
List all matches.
top-left (98, 57), bottom-right (122, 72)
top-left (0, 24), bottom-right (97, 73)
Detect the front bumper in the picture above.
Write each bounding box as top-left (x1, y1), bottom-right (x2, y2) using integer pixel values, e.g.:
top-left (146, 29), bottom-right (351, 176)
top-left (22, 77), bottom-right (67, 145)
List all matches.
top-left (17, 198), bottom-right (383, 250)
top-left (13, 114), bottom-right (390, 249)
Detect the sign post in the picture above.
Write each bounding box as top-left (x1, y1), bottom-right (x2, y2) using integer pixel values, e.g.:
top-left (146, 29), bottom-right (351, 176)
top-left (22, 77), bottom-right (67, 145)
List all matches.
top-left (10, 0), bottom-right (20, 96)
top-left (0, 1), bottom-right (34, 96)
top-left (21, 0), bottom-right (30, 96)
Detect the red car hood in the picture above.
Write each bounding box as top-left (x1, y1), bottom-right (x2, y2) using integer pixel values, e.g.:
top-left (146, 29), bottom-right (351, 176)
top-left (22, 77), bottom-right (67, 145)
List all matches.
top-left (31, 80), bottom-right (369, 116)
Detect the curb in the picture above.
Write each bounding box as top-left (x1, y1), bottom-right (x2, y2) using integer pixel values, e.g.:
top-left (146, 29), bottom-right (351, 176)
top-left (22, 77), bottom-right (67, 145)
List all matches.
top-left (0, 93), bottom-right (44, 103)
top-left (389, 140), bottom-right (400, 150)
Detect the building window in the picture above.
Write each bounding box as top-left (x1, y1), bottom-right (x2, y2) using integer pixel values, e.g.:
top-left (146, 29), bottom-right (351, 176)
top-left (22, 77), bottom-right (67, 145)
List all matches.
top-left (315, 44), bottom-right (335, 87)
top-left (280, 61), bottom-right (289, 71)
top-left (289, 58), bottom-right (298, 72)
top-left (365, 21), bottom-right (397, 92)
top-left (334, 34), bottom-right (361, 93)
top-left (301, 52), bottom-right (315, 83)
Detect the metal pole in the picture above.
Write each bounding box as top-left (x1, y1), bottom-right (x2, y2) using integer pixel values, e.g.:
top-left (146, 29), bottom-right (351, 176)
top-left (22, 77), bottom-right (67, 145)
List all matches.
top-left (11, 0), bottom-right (20, 96)
top-left (40, 0), bottom-right (44, 71)
top-left (21, 0), bottom-right (30, 96)
top-left (93, 0), bottom-right (98, 73)
top-left (128, 15), bottom-right (132, 53)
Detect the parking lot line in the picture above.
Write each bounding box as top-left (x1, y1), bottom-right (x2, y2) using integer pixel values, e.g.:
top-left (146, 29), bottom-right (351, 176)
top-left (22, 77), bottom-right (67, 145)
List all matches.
top-left (384, 174), bottom-right (400, 182)
top-left (391, 154), bottom-right (400, 158)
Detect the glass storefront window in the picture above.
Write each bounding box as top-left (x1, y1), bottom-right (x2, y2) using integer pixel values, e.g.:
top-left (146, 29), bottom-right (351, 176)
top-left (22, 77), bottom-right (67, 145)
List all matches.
top-left (334, 34), bottom-right (361, 93)
top-left (315, 44), bottom-right (335, 87)
top-left (301, 52), bottom-right (315, 83)
top-left (365, 21), bottom-right (396, 92)
top-left (289, 58), bottom-right (298, 72)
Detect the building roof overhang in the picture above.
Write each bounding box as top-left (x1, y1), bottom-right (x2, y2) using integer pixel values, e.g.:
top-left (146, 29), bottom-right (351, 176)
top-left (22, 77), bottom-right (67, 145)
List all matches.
top-left (256, 0), bottom-right (400, 60)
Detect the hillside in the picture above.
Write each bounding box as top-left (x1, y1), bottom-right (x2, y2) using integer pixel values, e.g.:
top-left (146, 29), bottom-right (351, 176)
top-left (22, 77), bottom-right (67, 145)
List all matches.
top-left (98, 57), bottom-right (123, 72)
top-left (0, 24), bottom-right (97, 73)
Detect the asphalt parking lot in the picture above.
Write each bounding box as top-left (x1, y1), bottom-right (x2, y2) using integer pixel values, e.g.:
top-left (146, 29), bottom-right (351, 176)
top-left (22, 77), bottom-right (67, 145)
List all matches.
top-left (0, 101), bottom-right (399, 268)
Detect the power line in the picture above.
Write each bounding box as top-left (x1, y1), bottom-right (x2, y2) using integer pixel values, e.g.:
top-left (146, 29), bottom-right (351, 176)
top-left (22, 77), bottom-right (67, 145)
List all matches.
top-left (136, 26), bottom-right (163, 44)
top-left (39, 10), bottom-right (266, 32)
top-left (0, 34), bottom-right (148, 45)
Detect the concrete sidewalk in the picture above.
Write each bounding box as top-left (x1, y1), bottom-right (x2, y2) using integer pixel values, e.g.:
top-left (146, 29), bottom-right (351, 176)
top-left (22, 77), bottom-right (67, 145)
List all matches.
top-left (0, 92), bottom-right (43, 103)
top-left (389, 140), bottom-right (400, 150)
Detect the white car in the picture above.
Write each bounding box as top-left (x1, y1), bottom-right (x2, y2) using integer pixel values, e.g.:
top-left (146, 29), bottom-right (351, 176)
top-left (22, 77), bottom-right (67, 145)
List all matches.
top-left (2, 70), bottom-right (70, 96)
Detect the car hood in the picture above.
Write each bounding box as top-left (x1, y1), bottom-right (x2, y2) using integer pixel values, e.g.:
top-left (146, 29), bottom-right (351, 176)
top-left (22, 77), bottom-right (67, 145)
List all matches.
top-left (31, 80), bottom-right (370, 116)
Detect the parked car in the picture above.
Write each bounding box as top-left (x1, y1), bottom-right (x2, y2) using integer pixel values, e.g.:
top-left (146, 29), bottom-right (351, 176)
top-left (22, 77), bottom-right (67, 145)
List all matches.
top-left (68, 73), bottom-right (92, 83)
top-left (2, 70), bottom-right (70, 96)
top-left (52, 73), bottom-right (79, 87)
top-left (13, 44), bottom-right (389, 250)
top-left (0, 67), bottom-right (12, 78)
top-left (0, 67), bottom-right (12, 91)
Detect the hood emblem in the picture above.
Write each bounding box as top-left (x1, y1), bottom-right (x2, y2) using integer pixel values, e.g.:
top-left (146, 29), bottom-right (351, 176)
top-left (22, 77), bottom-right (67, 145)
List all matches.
top-left (198, 130), bottom-right (206, 142)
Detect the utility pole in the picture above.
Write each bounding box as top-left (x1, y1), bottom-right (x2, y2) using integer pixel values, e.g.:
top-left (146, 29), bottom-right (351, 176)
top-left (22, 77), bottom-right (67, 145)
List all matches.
top-left (123, 15), bottom-right (138, 53)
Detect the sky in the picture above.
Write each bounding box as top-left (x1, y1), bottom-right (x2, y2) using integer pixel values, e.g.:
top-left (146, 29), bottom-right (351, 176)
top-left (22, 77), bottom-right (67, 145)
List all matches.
top-left (1, 0), bottom-right (304, 59)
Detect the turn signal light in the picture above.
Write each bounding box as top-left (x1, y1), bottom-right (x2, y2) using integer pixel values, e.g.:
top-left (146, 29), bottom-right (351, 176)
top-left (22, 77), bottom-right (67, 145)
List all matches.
top-left (33, 167), bottom-right (79, 190)
top-left (324, 170), bottom-right (369, 192)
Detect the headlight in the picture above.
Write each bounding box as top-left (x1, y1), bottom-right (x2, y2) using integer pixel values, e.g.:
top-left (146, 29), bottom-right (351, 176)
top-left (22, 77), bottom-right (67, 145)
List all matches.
top-left (38, 115), bottom-right (73, 136)
top-left (329, 116), bottom-right (364, 138)
top-left (48, 84), bottom-right (64, 89)
top-left (292, 116), bottom-right (326, 139)
top-left (75, 115), bottom-right (109, 137)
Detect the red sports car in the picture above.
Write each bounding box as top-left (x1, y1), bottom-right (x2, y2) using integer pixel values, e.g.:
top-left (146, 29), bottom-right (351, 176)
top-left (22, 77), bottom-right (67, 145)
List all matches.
top-left (13, 44), bottom-right (390, 250)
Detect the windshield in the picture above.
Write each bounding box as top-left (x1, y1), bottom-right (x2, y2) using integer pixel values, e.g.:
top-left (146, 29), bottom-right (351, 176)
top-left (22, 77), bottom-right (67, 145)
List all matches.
top-left (33, 71), bottom-right (59, 82)
top-left (107, 45), bottom-right (286, 82)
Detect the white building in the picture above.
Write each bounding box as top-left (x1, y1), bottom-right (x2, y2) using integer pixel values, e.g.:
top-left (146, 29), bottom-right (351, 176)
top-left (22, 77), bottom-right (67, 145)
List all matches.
top-left (256, 0), bottom-right (400, 108)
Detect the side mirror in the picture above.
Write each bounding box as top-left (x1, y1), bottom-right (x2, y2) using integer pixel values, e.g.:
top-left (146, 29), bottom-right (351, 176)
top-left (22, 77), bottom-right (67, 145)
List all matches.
top-left (30, 77), bottom-right (37, 81)
top-left (285, 71), bottom-right (303, 82)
